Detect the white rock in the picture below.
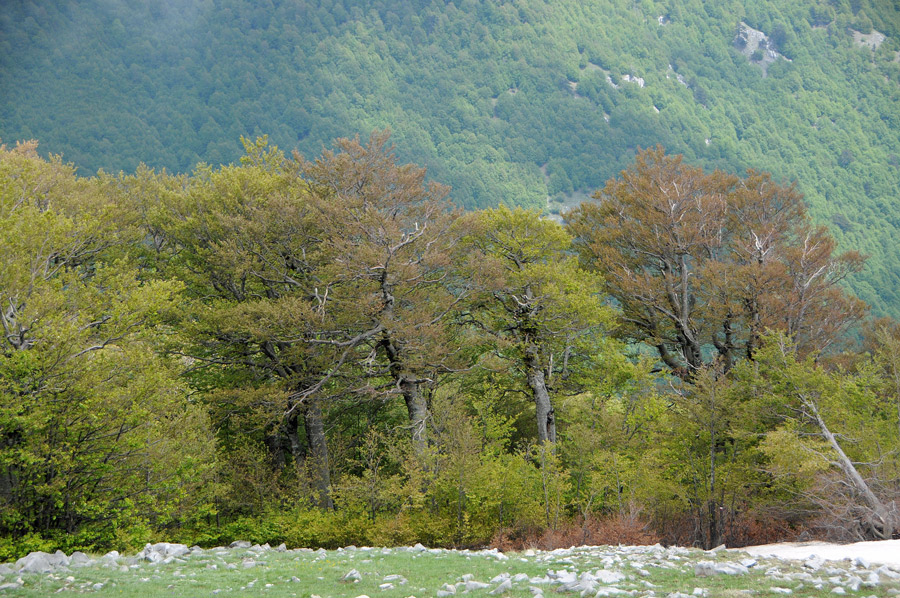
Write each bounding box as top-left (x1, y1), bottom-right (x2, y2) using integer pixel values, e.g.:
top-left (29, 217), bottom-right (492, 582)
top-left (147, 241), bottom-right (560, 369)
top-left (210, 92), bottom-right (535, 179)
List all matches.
top-left (770, 589), bottom-right (793, 595)
top-left (804, 556), bottom-right (824, 570)
top-left (490, 579), bottom-right (512, 594)
top-left (342, 569), bottom-right (362, 582)
top-left (16, 552), bottom-right (51, 574)
top-left (695, 561), bottom-right (749, 576)
top-left (831, 587), bottom-right (846, 594)
top-left (595, 570), bottom-right (625, 584)
top-left (379, 583), bottom-right (394, 590)
top-left (466, 580), bottom-right (490, 591)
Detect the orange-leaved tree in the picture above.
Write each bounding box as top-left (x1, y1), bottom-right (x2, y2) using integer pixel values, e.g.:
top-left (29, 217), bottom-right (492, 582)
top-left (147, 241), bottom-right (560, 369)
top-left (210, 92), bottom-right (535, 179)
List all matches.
top-left (567, 147), bottom-right (865, 379)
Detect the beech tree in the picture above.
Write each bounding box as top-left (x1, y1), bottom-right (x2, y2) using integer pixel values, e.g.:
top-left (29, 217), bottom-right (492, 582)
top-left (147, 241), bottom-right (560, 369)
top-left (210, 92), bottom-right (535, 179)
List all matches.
top-left (567, 147), bottom-right (866, 378)
top-left (458, 206), bottom-right (617, 444)
top-left (0, 142), bottom-right (214, 543)
top-left (298, 131), bottom-right (464, 455)
top-left (748, 336), bottom-right (899, 541)
top-left (138, 138), bottom-right (339, 509)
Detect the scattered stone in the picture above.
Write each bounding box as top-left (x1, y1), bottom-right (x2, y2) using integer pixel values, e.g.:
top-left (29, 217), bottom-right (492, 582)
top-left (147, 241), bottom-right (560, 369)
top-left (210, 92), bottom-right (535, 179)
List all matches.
top-left (342, 568), bottom-right (362, 582)
top-left (595, 570), bottom-right (625, 584)
top-left (69, 552), bottom-right (92, 567)
top-left (379, 582), bottom-right (394, 590)
top-left (229, 540), bottom-right (251, 549)
top-left (0, 580), bottom-right (22, 591)
top-left (489, 578), bottom-right (512, 594)
top-left (16, 552), bottom-right (51, 574)
top-left (804, 556), bottom-right (824, 571)
top-left (770, 589), bottom-right (793, 595)
top-left (465, 580), bottom-right (490, 591)
top-left (694, 561), bottom-right (749, 576)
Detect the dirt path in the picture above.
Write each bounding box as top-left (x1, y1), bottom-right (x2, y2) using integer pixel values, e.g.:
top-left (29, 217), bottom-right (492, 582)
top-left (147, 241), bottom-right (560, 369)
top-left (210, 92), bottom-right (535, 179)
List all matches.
top-left (738, 539), bottom-right (900, 566)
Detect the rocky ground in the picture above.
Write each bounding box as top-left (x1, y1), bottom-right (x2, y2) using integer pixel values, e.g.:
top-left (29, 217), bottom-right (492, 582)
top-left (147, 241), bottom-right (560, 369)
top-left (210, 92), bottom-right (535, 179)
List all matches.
top-left (2, 539), bottom-right (900, 596)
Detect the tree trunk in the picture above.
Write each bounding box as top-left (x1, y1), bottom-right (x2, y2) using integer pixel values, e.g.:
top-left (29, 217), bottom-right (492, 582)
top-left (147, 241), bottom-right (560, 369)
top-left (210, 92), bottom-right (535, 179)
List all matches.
top-left (525, 345), bottom-right (556, 443)
top-left (808, 399), bottom-right (894, 539)
top-left (401, 378), bottom-right (429, 456)
top-left (286, 413), bottom-right (305, 470)
top-left (381, 330), bottom-right (430, 454)
top-left (302, 400), bottom-right (333, 510)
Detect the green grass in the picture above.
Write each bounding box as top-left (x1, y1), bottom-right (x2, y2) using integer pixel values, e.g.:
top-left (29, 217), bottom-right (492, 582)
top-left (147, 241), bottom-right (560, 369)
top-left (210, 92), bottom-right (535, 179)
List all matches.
top-left (4, 543), bottom-right (899, 597)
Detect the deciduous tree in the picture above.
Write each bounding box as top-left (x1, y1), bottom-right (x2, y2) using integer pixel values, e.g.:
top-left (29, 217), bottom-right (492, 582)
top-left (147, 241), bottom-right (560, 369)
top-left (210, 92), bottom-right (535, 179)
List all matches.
top-left (458, 206), bottom-right (617, 444)
top-left (567, 147), bottom-right (866, 378)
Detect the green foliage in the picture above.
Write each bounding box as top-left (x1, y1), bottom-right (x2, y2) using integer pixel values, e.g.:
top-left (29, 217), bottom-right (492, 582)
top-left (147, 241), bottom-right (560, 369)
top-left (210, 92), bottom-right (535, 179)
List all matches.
top-left (0, 142), bottom-right (217, 558)
top-left (2, 129), bottom-right (897, 555)
top-left (3, 0), bottom-right (900, 314)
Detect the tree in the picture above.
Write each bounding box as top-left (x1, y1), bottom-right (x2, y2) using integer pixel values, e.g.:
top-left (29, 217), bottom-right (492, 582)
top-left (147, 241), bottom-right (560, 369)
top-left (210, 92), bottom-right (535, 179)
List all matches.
top-left (567, 147), bottom-right (866, 379)
top-left (747, 335), bottom-right (899, 541)
top-left (0, 141), bottom-right (214, 547)
top-left (298, 130), bottom-right (464, 455)
top-left (137, 137), bottom-right (339, 509)
top-left (457, 206), bottom-right (617, 444)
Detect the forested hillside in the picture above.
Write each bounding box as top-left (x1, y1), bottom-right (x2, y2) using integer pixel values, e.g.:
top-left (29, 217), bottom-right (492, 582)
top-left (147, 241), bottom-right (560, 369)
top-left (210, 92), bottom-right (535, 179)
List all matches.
top-left (1, 0), bottom-right (900, 313)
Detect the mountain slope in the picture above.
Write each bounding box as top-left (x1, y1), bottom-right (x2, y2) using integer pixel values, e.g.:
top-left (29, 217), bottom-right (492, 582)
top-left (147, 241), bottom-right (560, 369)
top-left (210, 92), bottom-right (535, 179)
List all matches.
top-left (2, 0), bottom-right (900, 314)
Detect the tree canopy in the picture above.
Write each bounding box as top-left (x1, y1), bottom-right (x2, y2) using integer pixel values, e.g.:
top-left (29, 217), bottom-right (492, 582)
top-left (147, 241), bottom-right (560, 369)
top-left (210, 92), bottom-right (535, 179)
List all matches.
top-left (2, 0), bottom-right (900, 314)
top-left (0, 134), bottom-right (898, 559)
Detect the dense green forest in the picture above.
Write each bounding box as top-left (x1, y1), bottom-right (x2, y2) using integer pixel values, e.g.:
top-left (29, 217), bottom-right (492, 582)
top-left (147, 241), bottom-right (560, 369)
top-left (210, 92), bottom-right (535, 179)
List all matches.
top-left (2, 134), bottom-right (899, 560)
top-left (2, 0), bottom-right (900, 314)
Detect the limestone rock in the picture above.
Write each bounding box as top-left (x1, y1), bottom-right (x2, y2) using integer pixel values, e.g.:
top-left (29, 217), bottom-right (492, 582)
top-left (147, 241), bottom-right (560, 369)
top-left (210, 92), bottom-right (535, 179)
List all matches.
top-left (694, 561), bottom-right (749, 576)
top-left (16, 552), bottom-right (51, 574)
